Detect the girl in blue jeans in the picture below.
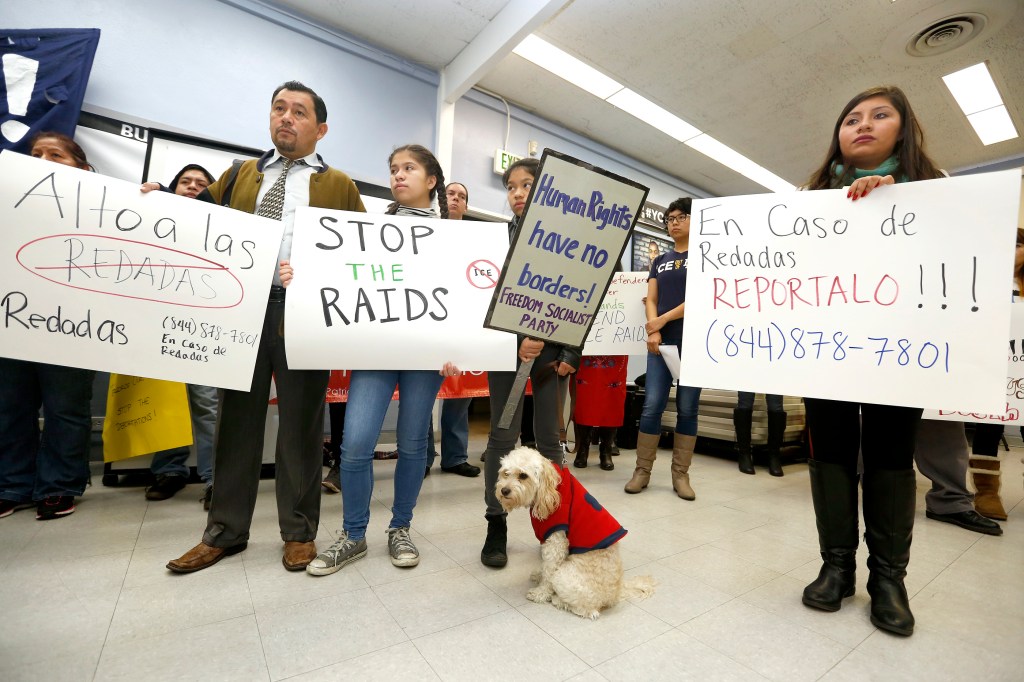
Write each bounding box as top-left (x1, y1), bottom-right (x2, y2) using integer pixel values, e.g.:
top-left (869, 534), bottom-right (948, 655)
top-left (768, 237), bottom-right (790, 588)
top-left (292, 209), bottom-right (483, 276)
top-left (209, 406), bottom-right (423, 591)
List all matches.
top-left (625, 197), bottom-right (702, 500)
top-left (280, 145), bottom-right (458, 575)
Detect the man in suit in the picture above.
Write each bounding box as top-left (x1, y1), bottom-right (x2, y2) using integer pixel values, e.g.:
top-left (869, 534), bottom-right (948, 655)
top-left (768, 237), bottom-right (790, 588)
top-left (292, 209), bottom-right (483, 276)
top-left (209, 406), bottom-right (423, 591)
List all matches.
top-left (168, 81), bottom-right (365, 573)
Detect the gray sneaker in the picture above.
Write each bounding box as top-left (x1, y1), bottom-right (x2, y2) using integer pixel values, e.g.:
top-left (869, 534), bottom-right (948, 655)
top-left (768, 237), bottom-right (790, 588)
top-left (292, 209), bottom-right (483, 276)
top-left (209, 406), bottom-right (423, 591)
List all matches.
top-left (306, 532), bottom-right (367, 576)
top-left (387, 527), bottom-right (419, 567)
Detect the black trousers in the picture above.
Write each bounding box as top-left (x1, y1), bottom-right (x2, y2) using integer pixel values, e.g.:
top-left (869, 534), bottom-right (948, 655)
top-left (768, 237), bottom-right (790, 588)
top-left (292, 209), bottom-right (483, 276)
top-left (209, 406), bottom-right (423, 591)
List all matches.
top-left (204, 299), bottom-right (329, 547)
top-left (804, 398), bottom-right (922, 471)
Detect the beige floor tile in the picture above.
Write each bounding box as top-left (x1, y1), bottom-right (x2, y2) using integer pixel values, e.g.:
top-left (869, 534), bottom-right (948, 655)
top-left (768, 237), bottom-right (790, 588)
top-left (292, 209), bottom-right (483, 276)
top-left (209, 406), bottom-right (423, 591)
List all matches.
top-left (517, 599), bottom-right (673, 666)
top-left (680, 600), bottom-right (851, 681)
top-left (623, 560), bottom-right (734, 626)
top-left (413, 609), bottom-right (588, 681)
top-left (373, 565), bottom-right (510, 638)
top-left (256, 588), bottom-right (407, 680)
top-left (851, 625), bottom-right (1022, 680)
top-left (1, 644), bottom-right (101, 682)
top-left (106, 563), bottom-right (254, 643)
top-left (245, 551), bottom-right (369, 612)
top-left (597, 629), bottom-right (766, 681)
top-left (289, 641), bottom-right (440, 681)
top-left (659, 545), bottom-right (782, 596)
top-left (95, 615), bottom-right (268, 681)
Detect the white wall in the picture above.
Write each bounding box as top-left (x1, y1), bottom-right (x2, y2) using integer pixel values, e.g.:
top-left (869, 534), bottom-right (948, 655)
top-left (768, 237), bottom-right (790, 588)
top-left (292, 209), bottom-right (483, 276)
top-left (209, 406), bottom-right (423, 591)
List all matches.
top-left (6, 0), bottom-right (437, 188)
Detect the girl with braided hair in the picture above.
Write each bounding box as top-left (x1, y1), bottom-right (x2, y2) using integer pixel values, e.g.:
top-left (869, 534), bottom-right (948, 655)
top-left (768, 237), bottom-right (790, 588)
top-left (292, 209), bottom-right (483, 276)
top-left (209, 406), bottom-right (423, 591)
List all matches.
top-left (282, 144), bottom-right (459, 575)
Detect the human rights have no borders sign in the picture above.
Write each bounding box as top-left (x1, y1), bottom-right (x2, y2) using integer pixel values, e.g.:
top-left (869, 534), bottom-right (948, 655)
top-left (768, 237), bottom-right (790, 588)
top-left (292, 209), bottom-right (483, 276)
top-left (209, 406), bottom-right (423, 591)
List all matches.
top-left (485, 150), bottom-right (649, 348)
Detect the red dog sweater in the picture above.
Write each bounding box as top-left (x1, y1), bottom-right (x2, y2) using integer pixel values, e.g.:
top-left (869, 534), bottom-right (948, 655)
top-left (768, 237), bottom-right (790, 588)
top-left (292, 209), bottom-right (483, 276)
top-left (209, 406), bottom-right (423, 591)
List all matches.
top-left (531, 462), bottom-right (627, 554)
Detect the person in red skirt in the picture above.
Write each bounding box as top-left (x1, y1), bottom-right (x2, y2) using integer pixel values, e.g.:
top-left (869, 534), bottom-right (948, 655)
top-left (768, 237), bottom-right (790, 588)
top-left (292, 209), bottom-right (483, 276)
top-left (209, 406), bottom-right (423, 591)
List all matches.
top-left (573, 355), bottom-right (628, 471)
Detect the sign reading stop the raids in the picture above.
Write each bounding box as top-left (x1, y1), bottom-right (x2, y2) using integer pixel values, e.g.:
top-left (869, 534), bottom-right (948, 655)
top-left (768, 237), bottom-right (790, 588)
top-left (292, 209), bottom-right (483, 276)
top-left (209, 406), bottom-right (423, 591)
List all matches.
top-left (677, 170), bottom-right (1020, 412)
top-left (285, 207), bottom-right (516, 371)
top-left (582, 271), bottom-right (649, 355)
top-left (484, 149), bottom-right (649, 348)
top-left (925, 301), bottom-right (1024, 424)
top-left (0, 153), bottom-right (283, 390)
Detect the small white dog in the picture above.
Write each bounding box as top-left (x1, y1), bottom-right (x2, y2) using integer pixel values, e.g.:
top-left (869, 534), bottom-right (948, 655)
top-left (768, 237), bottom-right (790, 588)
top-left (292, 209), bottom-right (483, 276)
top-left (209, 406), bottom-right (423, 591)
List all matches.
top-left (496, 447), bottom-right (655, 619)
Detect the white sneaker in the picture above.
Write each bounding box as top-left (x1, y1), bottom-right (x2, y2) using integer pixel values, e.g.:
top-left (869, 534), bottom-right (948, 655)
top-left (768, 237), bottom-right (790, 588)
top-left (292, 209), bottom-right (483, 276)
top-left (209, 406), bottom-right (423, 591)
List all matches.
top-left (387, 527), bottom-right (419, 567)
top-left (306, 532), bottom-right (367, 576)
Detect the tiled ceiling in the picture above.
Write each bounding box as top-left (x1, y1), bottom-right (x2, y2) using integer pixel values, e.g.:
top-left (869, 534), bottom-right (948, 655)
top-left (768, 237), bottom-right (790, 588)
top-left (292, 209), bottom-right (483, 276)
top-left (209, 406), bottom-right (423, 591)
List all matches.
top-left (267, 0), bottom-right (1024, 196)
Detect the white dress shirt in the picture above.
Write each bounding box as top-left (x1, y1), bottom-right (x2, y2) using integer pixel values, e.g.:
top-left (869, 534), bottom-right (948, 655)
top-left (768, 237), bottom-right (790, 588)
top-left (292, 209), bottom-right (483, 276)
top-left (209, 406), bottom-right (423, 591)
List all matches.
top-left (256, 150), bottom-right (323, 284)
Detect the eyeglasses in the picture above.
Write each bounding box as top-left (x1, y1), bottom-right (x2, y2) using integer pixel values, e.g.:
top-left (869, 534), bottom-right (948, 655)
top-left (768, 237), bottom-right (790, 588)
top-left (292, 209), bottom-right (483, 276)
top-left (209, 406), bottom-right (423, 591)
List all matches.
top-left (665, 214), bottom-right (690, 225)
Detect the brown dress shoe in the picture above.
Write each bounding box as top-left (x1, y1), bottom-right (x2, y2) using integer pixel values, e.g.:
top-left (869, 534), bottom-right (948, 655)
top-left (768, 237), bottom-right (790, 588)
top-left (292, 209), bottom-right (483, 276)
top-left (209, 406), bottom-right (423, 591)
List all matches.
top-left (166, 541), bottom-right (246, 574)
top-left (283, 541), bottom-right (317, 571)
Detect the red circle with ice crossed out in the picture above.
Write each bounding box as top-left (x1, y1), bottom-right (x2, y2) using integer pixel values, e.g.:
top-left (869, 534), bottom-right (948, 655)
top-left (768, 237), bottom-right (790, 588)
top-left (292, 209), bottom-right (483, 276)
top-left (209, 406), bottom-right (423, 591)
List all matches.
top-left (466, 260), bottom-right (500, 289)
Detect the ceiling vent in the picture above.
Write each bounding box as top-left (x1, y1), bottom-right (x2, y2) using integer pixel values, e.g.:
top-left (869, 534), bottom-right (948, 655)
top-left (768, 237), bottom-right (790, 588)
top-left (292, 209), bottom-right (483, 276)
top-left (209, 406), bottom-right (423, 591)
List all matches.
top-left (906, 13), bottom-right (987, 57)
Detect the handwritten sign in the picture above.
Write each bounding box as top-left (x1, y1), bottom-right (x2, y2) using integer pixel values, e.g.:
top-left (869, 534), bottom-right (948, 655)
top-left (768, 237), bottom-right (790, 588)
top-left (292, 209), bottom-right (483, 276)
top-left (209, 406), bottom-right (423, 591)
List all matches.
top-left (102, 375), bottom-right (192, 461)
top-left (485, 149), bottom-right (649, 348)
top-left (285, 207), bottom-right (516, 370)
top-left (677, 171), bottom-right (1020, 412)
top-left (0, 153), bottom-right (283, 390)
top-left (926, 301), bottom-right (1024, 423)
top-left (582, 271), bottom-right (649, 355)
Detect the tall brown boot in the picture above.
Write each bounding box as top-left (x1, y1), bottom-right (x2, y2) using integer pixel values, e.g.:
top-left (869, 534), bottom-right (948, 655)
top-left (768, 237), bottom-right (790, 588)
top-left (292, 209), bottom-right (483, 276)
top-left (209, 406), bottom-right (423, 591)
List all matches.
top-left (671, 433), bottom-right (697, 500)
top-left (624, 432), bottom-right (660, 493)
top-left (970, 455), bottom-right (1007, 520)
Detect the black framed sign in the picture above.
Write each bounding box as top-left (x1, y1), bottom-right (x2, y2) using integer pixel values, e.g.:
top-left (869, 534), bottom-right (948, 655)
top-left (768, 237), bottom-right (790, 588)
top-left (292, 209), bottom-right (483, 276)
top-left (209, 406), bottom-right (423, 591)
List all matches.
top-left (484, 149), bottom-right (649, 348)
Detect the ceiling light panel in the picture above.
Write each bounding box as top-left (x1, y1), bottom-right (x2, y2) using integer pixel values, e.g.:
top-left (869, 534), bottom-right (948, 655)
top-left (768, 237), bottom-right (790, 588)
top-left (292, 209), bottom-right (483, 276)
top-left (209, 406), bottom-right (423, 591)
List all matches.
top-left (967, 106), bottom-right (1019, 145)
top-left (685, 134), bottom-right (796, 193)
top-left (512, 35), bottom-right (622, 99)
top-left (942, 62), bottom-right (1003, 115)
top-left (605, 88), bottom-right (702, 143)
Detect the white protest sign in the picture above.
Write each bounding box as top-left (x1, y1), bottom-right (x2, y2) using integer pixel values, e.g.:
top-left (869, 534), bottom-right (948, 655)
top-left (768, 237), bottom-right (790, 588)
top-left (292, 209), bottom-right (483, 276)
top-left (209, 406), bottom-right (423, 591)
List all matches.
top-left (678, 171), bottom-right (1020, 412)
top-left (582, 271), bottom-right (648, 355)
top-left (485, 150), bottom-right (649, 347)
top-left (0, 152), bottom-right (283, 390)
top-left (925, 301), bottom-right (1024, 423)
top-left (285, 207), bottom-right (516, 370)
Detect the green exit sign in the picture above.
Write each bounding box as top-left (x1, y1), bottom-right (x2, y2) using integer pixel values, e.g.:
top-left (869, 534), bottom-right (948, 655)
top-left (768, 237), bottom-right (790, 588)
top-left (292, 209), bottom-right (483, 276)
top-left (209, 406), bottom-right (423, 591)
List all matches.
top-left (493, 148), bottom-right (522, 175)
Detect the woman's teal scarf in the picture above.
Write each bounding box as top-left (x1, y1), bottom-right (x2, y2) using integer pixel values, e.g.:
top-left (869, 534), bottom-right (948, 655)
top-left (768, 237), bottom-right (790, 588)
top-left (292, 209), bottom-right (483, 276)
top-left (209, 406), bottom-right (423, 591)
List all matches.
top-left (832, 155), bottom-right (906, 187)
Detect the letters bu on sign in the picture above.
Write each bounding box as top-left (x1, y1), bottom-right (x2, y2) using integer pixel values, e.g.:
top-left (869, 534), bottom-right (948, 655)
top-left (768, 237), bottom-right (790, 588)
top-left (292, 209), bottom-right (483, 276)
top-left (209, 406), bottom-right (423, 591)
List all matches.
top-left (484, 149), bottom-right (649, 348)
top-left (284, 207), bottom-right (516, 371)
top-left (678, 170), bottom-right (1021, 413)
top-left (0, 153), bottom-right (283, 390)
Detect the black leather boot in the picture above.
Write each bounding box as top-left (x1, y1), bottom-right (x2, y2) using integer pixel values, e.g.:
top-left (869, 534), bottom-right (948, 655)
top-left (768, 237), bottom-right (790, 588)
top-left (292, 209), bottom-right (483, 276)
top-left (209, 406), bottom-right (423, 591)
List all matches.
top-left (480, 514), bottom-right (508, 567)
top-left (733, 408), bottom-right (755, 475)
top-left (802, 460), bottom-right (859, 611)
top-left (863, 468), bottom-right (916, 636)
top-left (598, 427), bottom-right (616, 470)
top-left (573, 425), bottom-right (593, 468)
top-left (766, 411), bottom-right (786, 477)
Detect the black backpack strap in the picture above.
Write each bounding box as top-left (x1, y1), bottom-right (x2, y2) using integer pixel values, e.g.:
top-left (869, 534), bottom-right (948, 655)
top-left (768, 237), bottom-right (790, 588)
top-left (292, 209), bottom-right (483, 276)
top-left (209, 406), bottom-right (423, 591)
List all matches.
top-left (220, 159), bottom-right (245, 207)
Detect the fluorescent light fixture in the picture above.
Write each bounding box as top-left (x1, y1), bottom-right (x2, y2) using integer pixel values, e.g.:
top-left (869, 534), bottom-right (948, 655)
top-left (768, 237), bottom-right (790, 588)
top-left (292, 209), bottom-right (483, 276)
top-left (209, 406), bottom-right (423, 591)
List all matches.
top-left (511, 34), bottom-right (795, 191)
top-left (685, 134), bottom-right (796, 193)
top-left (513, 35), bottom-right (622, 99)
top-left (967, 106), bottom-right (1019, 145)
top-left (942, 62), bottom-right (1019, 145)
top-left (606, 88), bottom-right (702, 142)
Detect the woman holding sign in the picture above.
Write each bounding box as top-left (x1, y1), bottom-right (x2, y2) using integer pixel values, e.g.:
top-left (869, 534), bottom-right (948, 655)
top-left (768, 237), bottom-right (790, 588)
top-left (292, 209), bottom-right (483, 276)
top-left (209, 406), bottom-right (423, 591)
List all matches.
top-left (625, 198), bottom-right (702, 501)
top-left (282, 144), bottom-right (457, 575)
top-left (800, 86), bottom-right (945, 637)
top-left (479, 157), bottom-right (581, 568)
top-left (0, 133), bottom-right (96, 521)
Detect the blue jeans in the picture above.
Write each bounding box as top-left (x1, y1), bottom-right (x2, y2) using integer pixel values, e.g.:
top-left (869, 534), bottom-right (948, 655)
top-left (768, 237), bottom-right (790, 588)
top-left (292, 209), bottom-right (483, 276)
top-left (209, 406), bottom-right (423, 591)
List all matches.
top-left (0, 358), bottom-right (94, 502)
top-left (638, 344), bottom-right (702, 436)
top-left (736, 392), bottom-right (784, 413)
top-left (427, 398), bottom-right (472, 468)
top-left (340, 369), bottom-right (443, 540)
top-left (150, 383), bottom-right (219, 484)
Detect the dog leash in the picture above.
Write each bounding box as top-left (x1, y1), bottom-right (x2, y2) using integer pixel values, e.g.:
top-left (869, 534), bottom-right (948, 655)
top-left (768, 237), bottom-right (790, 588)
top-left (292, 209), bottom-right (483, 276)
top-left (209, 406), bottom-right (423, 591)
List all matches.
top-left (532, 361), bottom-right (576, 466)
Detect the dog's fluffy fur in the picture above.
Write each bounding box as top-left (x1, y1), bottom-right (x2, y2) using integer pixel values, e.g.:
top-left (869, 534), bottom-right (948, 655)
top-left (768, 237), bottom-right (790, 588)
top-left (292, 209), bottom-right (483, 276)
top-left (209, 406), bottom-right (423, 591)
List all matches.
top-left (496, 447), bottom-right (655, 619)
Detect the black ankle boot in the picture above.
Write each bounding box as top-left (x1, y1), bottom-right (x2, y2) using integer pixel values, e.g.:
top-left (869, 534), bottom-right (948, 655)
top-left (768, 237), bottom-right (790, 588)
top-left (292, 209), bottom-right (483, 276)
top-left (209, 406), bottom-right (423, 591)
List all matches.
top-left (733, 408), bottom-right (754, 475)
top-left (481, 514), bottom-right (508, 567)
top-left (573, 425), bottom-right (593, 468)
top-left (863, 468), bottom-right (916, 636)
top-left (766, 411), bottom-right (786, 477)
top-left (598, 427), bottom-right (615, 470)
top-left (802, 460), bottom-right (859, 611)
